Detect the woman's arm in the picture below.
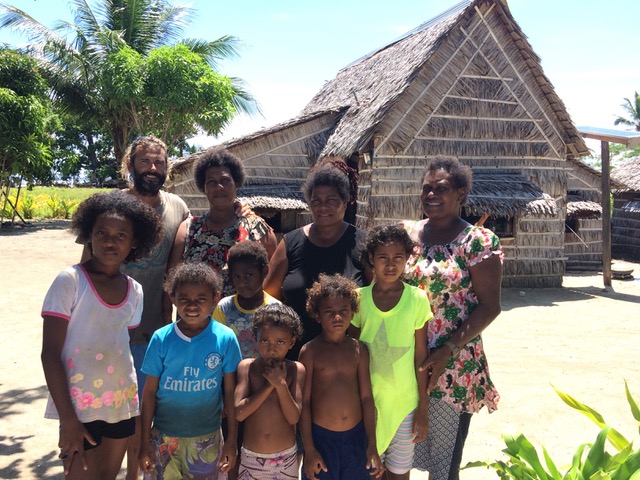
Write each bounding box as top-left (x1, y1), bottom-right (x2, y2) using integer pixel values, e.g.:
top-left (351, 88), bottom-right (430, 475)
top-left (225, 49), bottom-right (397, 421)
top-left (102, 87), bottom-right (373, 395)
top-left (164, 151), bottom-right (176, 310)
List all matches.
top-left (259, 228), bottom-right (278, 260)
top-left (41, 316), bottom-right (95, 474)
top-left (263, 239), bottom-right (288, 300)
top-left (444, 254), bottom-right (502, 349)
top-left (420, 254), bottom-right (502, 390)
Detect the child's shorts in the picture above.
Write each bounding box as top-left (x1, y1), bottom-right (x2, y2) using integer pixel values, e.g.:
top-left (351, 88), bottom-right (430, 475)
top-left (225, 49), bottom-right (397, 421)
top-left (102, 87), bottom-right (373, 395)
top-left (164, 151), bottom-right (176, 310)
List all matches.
top-left (239, 443), bottom-right (298, 479)
top-left (381, 410), bottom-right (416, 475)
top-left (304, 420), bottom-right (371, 480)
top-left (149, 428), bottom-right (224, 480)
top-left (82, 418), bottom-right (135, 450)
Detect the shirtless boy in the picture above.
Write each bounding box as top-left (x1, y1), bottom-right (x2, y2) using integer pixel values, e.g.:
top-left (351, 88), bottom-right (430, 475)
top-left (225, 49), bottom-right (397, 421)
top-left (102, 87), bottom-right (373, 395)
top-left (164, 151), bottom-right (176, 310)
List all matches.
top-left (234, 303), bottom-right (305, 479)
top-left (299, 274), bottom-right (384, 480)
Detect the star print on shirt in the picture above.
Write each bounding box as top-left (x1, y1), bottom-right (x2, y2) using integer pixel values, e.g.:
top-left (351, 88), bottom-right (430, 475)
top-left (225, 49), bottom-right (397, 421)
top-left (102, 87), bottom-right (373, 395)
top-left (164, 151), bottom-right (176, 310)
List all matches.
top-left (368, 320), bottom-right (410, 385)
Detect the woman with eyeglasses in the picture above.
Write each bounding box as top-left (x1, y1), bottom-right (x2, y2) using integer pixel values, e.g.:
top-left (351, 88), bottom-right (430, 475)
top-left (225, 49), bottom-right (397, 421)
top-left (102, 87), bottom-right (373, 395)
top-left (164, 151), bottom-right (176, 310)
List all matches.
top-left (264, 160), bottom-right (370, 360)
top-left (403, 155), bottom-right (503, 480)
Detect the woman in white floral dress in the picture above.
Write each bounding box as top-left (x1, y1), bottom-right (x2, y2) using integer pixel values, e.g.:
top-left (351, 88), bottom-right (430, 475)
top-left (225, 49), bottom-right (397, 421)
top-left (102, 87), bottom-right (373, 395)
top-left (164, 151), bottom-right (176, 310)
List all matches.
top-left (404, 156), bottom-right (503, 480)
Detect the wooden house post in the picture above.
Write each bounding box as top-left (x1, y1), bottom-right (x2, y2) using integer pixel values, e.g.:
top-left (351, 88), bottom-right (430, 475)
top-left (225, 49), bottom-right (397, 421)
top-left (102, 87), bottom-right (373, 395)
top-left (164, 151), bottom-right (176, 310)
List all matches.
top-left (600, 140), bottom-right (612, 287)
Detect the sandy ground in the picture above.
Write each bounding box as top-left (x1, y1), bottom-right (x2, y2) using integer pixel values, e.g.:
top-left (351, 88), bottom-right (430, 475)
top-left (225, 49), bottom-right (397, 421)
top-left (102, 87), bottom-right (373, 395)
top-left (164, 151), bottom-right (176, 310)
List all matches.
top-left (1, 220), bottom-right (639, 479)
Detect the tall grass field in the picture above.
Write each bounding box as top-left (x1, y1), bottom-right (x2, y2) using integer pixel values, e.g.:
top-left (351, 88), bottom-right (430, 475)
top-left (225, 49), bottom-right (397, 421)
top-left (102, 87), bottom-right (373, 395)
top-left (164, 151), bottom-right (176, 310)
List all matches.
top-left (1, 187), bottom-right (111, 221)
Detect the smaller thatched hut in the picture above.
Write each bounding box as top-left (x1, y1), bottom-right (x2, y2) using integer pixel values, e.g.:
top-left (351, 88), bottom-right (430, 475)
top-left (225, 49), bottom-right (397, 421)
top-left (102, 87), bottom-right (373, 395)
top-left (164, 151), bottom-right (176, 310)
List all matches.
top-left (611, 157), bottom-right (640, 260)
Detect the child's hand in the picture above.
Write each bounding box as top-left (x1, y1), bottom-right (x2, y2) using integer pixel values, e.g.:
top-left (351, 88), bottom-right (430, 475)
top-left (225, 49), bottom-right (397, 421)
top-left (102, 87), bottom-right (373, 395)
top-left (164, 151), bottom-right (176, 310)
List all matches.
top-left (303, 448), bottom-right (327, 479)
top-left (263, 360), bottom-right (287, 388)
top-left (139, 442), bottom-right (156, 475)
top-left (58, 418), bottom-right (96, 474)
top-left (219, 441), bottom-right (237, 473)
top-left (412, 409), bottom-right (429, 443)
top-left (365, 445), bottom-right (384, 478)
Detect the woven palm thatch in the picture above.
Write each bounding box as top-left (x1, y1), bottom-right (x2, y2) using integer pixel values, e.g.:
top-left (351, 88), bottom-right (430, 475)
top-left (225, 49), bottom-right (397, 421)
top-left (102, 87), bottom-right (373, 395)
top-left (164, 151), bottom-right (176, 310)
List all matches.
top-left (611, 157), bottom-right (640, 192)
top-left (566, 196), bottom-right (602, 219)
top-left (463, 173), bottom-right (551, 217)
top-left (237, 183), bottom-right (307, 213)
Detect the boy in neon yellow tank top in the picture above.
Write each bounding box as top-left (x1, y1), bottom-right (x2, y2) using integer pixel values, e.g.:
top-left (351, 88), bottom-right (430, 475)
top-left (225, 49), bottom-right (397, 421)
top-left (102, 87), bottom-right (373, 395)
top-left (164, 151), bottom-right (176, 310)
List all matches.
top-left (351, 224), bottom-right (433, 479)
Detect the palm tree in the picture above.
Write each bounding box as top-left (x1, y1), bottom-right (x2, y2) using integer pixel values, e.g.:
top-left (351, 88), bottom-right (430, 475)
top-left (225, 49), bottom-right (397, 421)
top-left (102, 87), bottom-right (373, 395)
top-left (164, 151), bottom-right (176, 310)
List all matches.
top-left (614, 92), bottom-right (640, 131)
top-left (0, 0), bottom-right (257, 161)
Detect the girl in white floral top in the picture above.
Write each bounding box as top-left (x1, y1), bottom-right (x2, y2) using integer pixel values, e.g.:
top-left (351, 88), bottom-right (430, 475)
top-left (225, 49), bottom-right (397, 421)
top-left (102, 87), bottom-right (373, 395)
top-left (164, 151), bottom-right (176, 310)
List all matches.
top-left (403, 156), bottom-right (503, 480)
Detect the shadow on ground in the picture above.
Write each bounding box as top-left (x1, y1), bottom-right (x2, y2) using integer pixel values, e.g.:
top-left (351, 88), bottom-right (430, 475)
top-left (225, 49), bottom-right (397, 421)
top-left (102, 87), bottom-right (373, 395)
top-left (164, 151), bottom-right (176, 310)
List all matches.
top-left (0, 439), bottom-right (62, 479)
top-left (0, 385), bottom-right (49, 420)
top-left (502, 280), bottom-right (639, 311)
top-left (0, 220), bottom-right (71, 237)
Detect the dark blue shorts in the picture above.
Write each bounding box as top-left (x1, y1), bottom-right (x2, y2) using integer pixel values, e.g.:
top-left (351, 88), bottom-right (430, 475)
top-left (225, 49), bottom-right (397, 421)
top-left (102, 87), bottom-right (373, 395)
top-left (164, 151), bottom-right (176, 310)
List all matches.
top-left (83, 418), bottom-right (135, 450)
top-left (304, 420), bottom-right (370, 480)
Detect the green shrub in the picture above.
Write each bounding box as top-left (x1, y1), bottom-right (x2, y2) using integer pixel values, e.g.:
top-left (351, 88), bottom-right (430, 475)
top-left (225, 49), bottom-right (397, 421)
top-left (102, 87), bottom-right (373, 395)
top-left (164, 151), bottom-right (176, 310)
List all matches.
top-left (19, 194), bottom-right (35, 219)
top-left (466, 381), bottom-right (640, 479)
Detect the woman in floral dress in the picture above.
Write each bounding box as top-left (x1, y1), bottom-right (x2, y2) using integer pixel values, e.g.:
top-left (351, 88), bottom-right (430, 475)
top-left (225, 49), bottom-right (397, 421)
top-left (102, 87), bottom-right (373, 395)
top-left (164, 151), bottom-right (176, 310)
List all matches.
top-left (404, 156), bottom-right (503, 480)
top-left (169, 147), bottom-right (277, 296)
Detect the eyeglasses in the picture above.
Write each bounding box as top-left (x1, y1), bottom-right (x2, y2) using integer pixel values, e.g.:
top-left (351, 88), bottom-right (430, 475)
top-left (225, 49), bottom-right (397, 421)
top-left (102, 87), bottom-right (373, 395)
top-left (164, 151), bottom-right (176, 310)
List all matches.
top-left (421, 184), bottom-right (454, 195)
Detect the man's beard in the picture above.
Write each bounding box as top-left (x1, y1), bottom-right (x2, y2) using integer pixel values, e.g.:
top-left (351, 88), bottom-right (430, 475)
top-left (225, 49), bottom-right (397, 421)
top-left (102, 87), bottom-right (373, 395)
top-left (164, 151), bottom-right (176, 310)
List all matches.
top-left (132, 168), bottom-right (166, 196)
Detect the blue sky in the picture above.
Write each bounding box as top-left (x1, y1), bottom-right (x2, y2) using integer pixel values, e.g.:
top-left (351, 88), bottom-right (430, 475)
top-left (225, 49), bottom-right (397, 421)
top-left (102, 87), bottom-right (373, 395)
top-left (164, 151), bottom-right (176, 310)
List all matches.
top-left (2, 0), bottom-right (639, 152)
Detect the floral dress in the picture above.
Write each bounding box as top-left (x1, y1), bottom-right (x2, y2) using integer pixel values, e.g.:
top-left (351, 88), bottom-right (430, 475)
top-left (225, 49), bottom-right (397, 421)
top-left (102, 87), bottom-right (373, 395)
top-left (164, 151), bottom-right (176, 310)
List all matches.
top-left (403, 222), bottom-right (502, 414)
top-left (183, 213), bottom-right (271, 296)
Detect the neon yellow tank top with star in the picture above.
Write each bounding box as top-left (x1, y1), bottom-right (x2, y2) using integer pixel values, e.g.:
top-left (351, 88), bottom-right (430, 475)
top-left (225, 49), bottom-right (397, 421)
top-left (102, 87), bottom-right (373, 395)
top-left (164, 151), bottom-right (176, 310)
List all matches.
top-left (352, 283), bottom-right (433, 453)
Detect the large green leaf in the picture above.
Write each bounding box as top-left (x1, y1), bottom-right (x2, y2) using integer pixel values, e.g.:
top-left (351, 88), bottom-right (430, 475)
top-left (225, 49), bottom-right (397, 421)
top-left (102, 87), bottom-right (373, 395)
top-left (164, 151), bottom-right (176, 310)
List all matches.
top-left (625, 380), bottom-right (640, 435)
top-left (582, 427), bottom-right (612, 477)
top-left (503, 433), bottom-right (551, 479)
top-left (553, 385), bottom-right (630, 451)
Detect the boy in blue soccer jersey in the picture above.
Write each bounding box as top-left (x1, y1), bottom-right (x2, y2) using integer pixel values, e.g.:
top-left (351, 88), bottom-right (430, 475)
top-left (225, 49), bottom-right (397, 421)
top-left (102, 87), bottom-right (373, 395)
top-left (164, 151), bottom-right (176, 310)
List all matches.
top-left (139, 262), bottom-right (242, 479)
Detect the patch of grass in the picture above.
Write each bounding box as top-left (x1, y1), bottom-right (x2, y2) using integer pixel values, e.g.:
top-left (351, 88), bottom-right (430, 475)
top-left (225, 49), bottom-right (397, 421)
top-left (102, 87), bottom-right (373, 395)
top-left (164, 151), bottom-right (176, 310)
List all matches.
top-left (3, 187), bottom-right (112, 220)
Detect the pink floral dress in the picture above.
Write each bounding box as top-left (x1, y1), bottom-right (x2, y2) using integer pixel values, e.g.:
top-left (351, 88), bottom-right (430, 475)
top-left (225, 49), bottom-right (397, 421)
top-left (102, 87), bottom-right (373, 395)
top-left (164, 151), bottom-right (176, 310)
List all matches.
top-left (183, 213), bottom-right (271, 296)
top-left (403, 222), bottom-right (502, 413)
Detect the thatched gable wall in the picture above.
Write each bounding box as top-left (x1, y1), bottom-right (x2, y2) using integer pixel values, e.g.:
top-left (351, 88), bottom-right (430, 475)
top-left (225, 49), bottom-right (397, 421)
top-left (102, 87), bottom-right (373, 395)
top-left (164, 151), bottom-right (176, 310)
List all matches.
top-left (165, 110), bottom-right (342, 217)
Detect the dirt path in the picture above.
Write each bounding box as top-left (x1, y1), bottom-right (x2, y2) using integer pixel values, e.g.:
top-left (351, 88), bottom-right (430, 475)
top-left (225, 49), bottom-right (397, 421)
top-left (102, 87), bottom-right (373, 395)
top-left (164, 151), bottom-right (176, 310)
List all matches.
top-left (1, 221), bottom-right (638, 479)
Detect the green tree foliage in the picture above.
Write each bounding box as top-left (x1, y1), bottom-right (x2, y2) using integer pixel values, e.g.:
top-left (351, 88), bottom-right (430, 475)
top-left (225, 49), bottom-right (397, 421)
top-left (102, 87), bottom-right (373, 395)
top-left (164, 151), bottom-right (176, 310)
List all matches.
top-left (0, 0), bottom-right (258, 166)
top-left (614, 91), bottom-right (640, 131)
top-left (0, 48), bottom-right (56, 183)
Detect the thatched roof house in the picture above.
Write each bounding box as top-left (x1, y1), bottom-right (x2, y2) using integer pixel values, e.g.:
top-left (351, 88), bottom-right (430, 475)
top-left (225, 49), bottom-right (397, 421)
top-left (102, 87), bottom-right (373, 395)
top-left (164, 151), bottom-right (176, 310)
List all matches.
top-left (169, 0), bottom-right (594, 287)
top-left (611, 157), bottom-right (640, 260)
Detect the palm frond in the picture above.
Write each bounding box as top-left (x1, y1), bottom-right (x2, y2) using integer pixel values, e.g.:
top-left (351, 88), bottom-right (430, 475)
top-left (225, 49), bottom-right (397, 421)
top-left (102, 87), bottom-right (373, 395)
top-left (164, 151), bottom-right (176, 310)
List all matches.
top-left (230, 77), bottom-right (262, 117)
top-left (180, 36), bottom-right (242, 69)
top-left (0, 3), bottom-right (69, 52)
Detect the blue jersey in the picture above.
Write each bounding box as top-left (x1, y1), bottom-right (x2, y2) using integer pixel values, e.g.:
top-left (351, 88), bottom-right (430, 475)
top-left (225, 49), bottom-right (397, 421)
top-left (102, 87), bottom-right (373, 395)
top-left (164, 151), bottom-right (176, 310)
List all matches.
top-left (142, 318), bottom-right (241, 437)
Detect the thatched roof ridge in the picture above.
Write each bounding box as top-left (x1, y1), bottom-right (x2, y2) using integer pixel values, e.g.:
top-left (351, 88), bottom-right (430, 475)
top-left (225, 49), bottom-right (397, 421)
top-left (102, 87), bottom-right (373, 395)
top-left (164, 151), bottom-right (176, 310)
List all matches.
top-left (566, 196), bottom-right (602, 219)
top-left (464, 172), bottom-right (555, 217)
top-left (301, 0), bottom-right (588, 157)
top-left (301, 2), bottom-right (467, 157)
top-left (611, 157), bottom-right (640, 192)
top-left (237, 183), bottom-right (307, 212)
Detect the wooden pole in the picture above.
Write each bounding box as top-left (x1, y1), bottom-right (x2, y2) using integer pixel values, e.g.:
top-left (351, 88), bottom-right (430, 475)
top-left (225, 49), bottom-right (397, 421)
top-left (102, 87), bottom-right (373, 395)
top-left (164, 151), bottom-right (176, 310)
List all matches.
top-left (601, 140), bottom-right (612, 288)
